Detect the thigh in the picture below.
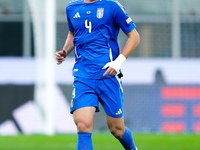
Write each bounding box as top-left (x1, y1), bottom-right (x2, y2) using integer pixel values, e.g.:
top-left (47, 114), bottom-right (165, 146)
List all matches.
top-left (73, 107), bottom-right (96, 133)
top-left (106, 115), bottom-right (125, 133)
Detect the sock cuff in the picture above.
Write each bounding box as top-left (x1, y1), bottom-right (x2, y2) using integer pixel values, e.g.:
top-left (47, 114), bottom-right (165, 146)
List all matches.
top-left (78, 132), bottom-right (92, 137)
top-left (121, 126), bottom-right (131, 140)
top-left (77, 132), bottom-right (93, 150)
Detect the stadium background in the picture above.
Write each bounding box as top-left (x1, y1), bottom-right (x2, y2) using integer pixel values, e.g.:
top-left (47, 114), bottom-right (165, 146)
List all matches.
top-left (0, 0), bottom-right (200, 136)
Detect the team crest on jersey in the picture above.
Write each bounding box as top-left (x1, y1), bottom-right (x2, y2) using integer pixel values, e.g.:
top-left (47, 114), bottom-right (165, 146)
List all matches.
top-left (97, 8), bottom-right (104, 19)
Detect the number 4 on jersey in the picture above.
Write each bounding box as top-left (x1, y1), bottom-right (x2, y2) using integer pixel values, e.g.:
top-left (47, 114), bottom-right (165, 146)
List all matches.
top-left (85, 20), bottom-right (92, 33)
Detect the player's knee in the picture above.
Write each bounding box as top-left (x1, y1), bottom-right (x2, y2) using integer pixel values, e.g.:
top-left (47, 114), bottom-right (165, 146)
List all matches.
top-left (109, 126), bottom-right (125, 139)
top-left (76, 121), bottom-right (92, 133)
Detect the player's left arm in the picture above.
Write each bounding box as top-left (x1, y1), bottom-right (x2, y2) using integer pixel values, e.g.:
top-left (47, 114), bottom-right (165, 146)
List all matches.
top-left (121, 28), bottom-right (140, 58)
top-left (103, 28), bottom-right (140, 76)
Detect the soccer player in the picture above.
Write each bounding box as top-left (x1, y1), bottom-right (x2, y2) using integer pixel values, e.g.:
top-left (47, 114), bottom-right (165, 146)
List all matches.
top-left (55, 0), bottom-right (140, 149)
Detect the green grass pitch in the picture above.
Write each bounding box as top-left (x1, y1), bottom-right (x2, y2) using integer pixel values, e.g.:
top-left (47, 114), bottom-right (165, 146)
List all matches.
top-left (0, 133), bottom-right (200, 150)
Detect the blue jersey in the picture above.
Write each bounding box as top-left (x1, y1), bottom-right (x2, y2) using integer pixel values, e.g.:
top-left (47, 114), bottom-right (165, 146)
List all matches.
top-left (66, 0), bottom-right (136, 79)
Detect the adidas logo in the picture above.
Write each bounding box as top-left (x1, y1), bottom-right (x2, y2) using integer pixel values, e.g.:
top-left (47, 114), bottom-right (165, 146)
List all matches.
top-left (73, 12), bottom-right (80, 18)
top-left (115, 108), bottom-right (122, 115)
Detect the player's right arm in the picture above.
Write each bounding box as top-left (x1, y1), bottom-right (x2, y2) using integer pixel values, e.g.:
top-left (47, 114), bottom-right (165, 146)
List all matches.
top-left (55, 31), bottom-right (74, 64)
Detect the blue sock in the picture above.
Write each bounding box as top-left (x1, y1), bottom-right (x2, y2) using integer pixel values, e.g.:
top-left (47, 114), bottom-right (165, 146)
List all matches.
top-left (118, 127), bottom-right (137, 150)
top-left (77, 132), bottom-right (93, 150)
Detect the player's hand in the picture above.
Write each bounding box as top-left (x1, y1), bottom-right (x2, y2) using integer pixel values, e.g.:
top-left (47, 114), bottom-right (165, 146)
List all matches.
top-left (102, 54), bottom-right (126, 76)
top-left (55, 50), bottom-right (66, 64)
top-left (102, 61), bottom-right (119, 76)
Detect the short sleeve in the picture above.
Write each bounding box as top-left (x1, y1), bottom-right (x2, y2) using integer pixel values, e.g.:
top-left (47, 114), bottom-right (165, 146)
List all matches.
top-left (66, 7), bottom-right (74, 32)
top-left (113, 2), bottom-right (136, 34)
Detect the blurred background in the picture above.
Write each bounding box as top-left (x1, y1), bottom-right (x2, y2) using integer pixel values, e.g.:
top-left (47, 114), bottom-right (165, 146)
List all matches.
top-left (0, 0), bottom-right (200, 135)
